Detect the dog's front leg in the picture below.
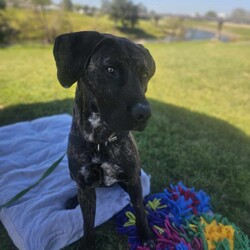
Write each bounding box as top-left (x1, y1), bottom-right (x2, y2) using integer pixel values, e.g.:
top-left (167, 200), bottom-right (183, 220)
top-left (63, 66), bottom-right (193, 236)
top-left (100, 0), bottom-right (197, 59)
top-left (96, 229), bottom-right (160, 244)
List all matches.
top-left (127, 178), bottom-right (156, 249)
top-left (78, 187), bottom-right (96, 250)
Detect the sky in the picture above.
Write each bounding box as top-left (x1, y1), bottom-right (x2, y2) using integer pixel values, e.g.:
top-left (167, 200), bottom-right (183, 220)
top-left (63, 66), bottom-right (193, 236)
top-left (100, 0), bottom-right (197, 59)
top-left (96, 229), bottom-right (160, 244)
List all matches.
top-left (55, 0), bottom-right (250, 15)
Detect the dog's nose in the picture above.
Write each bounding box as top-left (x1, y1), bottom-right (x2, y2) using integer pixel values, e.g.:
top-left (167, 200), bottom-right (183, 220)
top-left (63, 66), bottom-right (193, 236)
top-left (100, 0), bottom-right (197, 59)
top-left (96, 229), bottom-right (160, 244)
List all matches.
top-left (131, 103), bottom-right (152, 123)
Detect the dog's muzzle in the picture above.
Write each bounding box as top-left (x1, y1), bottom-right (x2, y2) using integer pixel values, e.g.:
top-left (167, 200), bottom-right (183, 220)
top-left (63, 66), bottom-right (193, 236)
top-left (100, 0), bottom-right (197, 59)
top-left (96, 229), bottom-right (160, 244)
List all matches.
top-left (131, 103), bottom-right (152, 130)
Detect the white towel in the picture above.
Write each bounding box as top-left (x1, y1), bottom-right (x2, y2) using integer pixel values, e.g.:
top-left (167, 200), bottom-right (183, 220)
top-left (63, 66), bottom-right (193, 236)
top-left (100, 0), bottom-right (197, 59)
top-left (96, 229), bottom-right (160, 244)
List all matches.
top-left (0, 114), bottom-right (151, 250)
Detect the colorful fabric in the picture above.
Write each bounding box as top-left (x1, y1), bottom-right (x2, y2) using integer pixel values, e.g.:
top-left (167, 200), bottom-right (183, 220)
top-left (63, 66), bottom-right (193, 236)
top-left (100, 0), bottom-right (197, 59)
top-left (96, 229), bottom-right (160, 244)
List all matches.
top-left (116, 182), bottom-right (250, 250)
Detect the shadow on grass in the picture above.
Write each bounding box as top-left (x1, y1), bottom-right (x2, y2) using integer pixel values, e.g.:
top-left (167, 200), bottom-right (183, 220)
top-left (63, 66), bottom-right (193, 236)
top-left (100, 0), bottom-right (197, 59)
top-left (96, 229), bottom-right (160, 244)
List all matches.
top-left (0, 98), bottom-right (249, 249)
top-left (0, 99), bottom-right (74, 126)
top-left (116, 26), bottom-right (156, 39)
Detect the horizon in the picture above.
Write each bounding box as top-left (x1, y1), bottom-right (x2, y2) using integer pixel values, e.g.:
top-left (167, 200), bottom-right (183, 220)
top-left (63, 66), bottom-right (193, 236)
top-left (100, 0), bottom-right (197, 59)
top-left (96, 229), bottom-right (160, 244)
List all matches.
top-left (53, 0), bottom-right (250, 15)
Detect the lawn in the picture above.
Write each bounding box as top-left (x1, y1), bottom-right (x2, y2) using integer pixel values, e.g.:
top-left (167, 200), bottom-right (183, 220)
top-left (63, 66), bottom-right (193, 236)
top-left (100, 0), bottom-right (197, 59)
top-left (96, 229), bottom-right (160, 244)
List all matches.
top-left (0, 41), bottom-right (249, 249)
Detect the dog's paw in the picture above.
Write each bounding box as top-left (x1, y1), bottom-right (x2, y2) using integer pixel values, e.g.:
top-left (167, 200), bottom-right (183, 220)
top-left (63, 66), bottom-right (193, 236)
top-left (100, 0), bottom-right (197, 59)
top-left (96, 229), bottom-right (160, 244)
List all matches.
top-left (77, 163), bottom-right (104, 187)
top-left (143, 239), bottom-right (156, 250)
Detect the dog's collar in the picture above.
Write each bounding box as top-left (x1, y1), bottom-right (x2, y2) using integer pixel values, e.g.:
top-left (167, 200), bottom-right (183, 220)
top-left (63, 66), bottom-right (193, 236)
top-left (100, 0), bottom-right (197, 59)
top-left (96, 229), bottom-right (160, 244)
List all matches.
top-left (69, 132), bottom-right (128, 152)
top-left (97, 133), bottom-right (117, 151)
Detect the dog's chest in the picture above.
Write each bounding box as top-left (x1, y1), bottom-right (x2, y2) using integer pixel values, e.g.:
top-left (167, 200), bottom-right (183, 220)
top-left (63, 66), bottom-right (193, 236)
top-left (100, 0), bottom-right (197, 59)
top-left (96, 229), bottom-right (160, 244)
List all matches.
top-left (92, 139), bottom-right (134, 165)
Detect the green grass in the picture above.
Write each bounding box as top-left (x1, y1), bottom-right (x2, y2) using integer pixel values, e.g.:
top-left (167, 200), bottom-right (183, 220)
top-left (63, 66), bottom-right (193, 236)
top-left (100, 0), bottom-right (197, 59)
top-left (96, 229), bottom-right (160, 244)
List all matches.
top-left (0, 41), bottom-right (250, 249)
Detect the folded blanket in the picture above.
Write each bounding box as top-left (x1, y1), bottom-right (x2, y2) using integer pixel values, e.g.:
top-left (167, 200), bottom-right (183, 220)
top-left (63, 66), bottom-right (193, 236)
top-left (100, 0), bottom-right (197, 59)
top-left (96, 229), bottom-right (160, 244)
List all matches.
top-left (0, 114), bottom-right (151, 250)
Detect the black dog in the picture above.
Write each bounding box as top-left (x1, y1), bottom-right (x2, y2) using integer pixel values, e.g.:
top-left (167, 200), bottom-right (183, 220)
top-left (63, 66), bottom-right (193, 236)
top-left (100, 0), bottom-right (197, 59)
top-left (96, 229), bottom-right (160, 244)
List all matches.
top-left (53, 31), bottom-right (156, 249)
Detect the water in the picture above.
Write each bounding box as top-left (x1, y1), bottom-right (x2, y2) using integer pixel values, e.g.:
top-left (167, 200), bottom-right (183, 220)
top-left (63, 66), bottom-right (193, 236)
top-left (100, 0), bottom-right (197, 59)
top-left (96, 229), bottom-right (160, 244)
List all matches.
top-left (165, 28), bottom-right (230, 42)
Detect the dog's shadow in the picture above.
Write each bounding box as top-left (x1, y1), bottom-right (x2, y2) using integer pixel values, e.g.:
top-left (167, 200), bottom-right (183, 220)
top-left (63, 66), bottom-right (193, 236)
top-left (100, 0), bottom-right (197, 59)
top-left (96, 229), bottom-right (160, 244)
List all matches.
top-left (0, 98), bottom-right (249, 249)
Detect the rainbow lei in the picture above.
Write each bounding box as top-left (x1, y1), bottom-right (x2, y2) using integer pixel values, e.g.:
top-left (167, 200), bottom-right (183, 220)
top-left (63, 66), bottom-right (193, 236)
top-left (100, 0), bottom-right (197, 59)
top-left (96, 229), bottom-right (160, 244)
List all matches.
top-left (116, 182), bottom-right (250, 250)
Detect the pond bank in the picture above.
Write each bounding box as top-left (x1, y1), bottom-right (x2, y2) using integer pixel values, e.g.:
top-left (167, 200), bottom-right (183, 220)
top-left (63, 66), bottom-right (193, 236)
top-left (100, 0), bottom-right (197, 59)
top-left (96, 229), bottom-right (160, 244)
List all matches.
top-left (165, 28), bottom-right (230, 42)
top-left (136, 26), bottom-right (239, 44)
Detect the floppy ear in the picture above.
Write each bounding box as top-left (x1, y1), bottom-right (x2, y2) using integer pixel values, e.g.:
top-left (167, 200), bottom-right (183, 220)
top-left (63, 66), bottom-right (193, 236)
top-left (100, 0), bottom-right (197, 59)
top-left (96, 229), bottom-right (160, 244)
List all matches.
top-left (53, 31), bottom-right (104, 88)
top-left (137, 43), bottom-right (156, 78)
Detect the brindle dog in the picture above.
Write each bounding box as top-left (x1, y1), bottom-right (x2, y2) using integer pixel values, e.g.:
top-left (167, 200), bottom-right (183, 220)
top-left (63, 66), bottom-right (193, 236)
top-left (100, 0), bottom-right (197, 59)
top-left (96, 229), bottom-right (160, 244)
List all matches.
top-left (53, 31), bottom-right (156, 249)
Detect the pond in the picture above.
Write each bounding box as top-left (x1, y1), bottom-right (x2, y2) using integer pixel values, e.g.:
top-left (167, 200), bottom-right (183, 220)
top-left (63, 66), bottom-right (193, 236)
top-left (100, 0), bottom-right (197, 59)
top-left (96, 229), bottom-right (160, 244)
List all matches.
top-left (165, 28), bottom-right (230, 42)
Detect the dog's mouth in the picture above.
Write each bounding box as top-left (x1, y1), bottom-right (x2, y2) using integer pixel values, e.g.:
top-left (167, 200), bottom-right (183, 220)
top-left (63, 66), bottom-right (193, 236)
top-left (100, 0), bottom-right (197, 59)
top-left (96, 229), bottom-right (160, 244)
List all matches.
top-left (106, 118), bottom-right (149, 133)
top-left (132, 120), bottom-right (149, 131)
top-left (99, 104), bottom-right (151, 132)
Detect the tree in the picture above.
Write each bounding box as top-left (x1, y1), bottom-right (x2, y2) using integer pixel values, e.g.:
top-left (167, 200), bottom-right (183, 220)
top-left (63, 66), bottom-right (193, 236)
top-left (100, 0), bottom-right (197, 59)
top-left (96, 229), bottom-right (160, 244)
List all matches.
top-left (126, 2), bottom-right (139, 28)
top-left (83, 5), bottom-right (89, 14)
top-left (74, 3), bottom-right (84, 13)
top-left (61, 0), bottom-right (73, 11)
top-left (205, 10), bottom-right (217, 19)
top-left (0, 0), bottom-right (6, 9)
top-left (101, 0), bottom-right (111, 14)
top-left (109, 0), bottom-right (139, 28)
top-left (110, 0), bottom-right (126, 26)
top-left (231, 8), bottom-right (249, 21)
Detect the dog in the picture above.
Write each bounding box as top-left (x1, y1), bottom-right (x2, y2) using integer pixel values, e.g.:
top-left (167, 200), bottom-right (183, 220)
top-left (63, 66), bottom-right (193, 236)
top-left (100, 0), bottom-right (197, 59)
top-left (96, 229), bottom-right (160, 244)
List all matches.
top-left (53, 31), bottom-right (156, 249)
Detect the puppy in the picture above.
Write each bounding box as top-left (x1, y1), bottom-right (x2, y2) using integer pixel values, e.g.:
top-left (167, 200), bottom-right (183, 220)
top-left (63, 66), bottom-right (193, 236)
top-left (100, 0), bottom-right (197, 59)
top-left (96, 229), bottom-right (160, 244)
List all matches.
top-left (53, 31), bottom-right (156, 249)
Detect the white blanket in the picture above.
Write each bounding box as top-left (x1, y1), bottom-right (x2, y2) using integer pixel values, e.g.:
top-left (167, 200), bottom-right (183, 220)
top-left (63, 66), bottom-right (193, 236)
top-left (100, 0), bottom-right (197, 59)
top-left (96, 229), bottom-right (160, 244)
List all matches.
top-left (0, 114), bottom-right (151, 250)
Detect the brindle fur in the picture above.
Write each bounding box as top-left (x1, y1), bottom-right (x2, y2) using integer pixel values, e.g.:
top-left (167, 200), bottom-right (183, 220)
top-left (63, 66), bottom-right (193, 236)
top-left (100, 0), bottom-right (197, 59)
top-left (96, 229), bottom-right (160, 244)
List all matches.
top-left (53, 31), bottom-right (156, 250)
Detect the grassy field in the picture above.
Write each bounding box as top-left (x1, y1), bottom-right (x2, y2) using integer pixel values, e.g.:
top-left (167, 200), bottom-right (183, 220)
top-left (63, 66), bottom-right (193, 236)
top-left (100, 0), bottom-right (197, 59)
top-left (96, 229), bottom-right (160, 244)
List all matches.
top-left (0, 41), bottom-right (250, 249)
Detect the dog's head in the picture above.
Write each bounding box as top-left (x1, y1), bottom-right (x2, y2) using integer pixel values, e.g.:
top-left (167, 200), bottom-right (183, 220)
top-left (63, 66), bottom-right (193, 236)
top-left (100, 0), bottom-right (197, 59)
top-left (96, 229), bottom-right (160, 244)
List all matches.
top-left (53, 31), bottom-right (155, 132)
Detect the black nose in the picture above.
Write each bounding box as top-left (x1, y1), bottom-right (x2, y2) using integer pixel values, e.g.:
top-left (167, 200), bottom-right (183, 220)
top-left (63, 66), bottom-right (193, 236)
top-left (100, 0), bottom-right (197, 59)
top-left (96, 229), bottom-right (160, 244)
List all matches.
top-left (131, 103), bottom-right (152, 123)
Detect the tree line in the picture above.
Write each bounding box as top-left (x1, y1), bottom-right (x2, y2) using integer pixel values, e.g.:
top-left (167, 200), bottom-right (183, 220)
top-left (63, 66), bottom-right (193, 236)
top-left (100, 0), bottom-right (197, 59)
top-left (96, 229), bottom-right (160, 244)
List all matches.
top-left (1, 0), bottom-right (250, 45)
top-left (1, 0), bottom-right (150, 26)
top-left (0, 0), bottom-right (153, 44)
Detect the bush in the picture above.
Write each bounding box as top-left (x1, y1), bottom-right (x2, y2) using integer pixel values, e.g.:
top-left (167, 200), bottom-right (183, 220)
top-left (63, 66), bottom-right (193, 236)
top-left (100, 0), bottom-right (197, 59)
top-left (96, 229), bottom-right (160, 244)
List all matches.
top-left (0, 12), bottom-right (19, 44)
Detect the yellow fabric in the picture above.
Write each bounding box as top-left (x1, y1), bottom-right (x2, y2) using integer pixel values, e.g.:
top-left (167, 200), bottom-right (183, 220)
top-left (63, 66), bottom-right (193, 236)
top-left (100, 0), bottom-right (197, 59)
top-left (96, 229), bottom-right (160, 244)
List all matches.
top-left (201, 218), bottom-right (235, 250)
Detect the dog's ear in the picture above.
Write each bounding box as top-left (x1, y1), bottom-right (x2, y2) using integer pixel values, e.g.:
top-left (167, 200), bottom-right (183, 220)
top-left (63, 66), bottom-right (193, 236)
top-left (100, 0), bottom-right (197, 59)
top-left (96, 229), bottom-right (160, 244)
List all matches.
top-left (137, 44), bottom-right (156, 78)
top-left (53, 31), bottom-right (104, 88)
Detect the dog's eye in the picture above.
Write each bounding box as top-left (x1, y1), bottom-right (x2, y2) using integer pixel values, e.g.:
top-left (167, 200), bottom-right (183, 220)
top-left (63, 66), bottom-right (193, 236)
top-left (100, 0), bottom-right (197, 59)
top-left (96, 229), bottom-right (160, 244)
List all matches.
top-left (142, 72), bottom-right (149, 78)
top-left (106, 66), bottom-right (120, 78)
top-left (107, 67), bottom-right (115, 73)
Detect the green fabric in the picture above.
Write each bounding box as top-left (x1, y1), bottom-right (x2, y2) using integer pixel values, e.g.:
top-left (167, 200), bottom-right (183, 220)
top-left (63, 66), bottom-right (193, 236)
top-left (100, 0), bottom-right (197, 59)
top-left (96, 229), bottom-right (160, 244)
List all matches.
top-left (0, 153), bottom-right (66, 210)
